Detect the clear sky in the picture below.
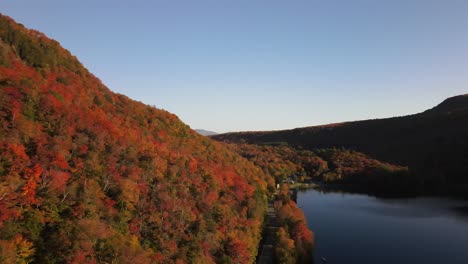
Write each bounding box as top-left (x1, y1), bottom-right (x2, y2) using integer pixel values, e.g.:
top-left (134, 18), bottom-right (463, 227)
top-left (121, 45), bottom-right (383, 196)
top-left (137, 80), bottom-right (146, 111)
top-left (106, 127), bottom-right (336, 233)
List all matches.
top-left (1, 0), bottom-right (467, 133)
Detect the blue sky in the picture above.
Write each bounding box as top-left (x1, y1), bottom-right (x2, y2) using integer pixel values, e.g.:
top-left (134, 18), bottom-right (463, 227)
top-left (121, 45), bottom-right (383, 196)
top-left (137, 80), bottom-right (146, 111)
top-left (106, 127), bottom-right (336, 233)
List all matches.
top-left (1, 0), bottom-right (467, 133)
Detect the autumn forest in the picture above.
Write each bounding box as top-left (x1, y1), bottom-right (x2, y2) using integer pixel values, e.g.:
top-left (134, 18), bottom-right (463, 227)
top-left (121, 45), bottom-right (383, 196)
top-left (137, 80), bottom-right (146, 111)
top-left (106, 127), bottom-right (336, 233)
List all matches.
top-left (1, 11), bottom-right (468, 264)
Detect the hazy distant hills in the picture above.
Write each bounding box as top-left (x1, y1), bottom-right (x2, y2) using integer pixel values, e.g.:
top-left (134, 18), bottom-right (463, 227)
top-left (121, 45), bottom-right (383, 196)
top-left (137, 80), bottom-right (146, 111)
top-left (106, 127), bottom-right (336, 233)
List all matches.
top-left (214, 94), bottom-right (468, 195)
top-left (195, 129), bottom-right (218, 136)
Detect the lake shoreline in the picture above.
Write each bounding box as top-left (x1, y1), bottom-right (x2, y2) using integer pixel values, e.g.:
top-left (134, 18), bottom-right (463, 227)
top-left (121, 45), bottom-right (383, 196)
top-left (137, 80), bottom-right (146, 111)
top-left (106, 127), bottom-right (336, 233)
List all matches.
top-left (304, 180), bottom-right (468, 200)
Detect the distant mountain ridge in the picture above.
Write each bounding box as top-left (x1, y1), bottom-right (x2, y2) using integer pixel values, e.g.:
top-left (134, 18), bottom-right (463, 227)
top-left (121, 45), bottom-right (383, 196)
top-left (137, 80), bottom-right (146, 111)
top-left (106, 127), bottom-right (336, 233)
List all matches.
top-left (213, 94), bottom-right (468, 195)
top-left (425, 94), bottom-right (468, 113)
top-left (195, 129), bottom-right (218, 136)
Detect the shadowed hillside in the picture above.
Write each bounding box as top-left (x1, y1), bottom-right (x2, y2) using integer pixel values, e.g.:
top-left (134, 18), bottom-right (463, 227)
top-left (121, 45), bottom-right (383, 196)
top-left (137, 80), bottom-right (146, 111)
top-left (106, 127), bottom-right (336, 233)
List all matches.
top-left (214, 95), bottom-right (468, 196)
top-left (0, 14), bottom-right (276, 263)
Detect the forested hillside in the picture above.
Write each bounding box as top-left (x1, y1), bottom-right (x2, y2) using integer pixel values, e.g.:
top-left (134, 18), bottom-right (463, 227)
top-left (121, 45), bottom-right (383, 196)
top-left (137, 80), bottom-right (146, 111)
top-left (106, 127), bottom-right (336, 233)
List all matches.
top-left (0, 14), bottom-right (275, 263)
top-left (226, 143), bottom-right (412, 195)
top-left (214, 96), bottom-right (468, 196)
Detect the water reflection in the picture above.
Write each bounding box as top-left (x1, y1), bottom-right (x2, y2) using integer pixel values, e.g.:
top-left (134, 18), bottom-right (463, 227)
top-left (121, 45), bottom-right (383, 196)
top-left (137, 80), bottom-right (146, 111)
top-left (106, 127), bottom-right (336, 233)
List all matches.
top-left (454, 205), bottom-right (468, 218)
top-left (298, 189), bottom-right (468, 264)
top-left (355, 197), bottom-right (468, 221)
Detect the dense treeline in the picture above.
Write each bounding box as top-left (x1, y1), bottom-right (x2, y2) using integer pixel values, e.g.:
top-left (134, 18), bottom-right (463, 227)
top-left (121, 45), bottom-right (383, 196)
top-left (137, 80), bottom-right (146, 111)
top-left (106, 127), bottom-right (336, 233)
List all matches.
top-left (274, 184), bottom-right (313, 264)
top-left (0, 15), bottom-right (83, 72)
top-left (214, 95), bottom-right (468, 197)
top-left (0, 14), bottom-right (273, 263)
top-left (223, 145), bottom-right (316, 262)
top-left (314, 148), bottom-right (415, 195)
top-left (226, 143), bottom-right (327, 183)
top-left (226, 143), bottom-right (416, 196)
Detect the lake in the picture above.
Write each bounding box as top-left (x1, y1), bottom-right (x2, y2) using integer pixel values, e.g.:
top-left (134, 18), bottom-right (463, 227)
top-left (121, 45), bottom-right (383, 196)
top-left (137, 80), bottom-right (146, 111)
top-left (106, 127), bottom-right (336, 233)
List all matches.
top-left (297, 189), bottom-right (468, 264)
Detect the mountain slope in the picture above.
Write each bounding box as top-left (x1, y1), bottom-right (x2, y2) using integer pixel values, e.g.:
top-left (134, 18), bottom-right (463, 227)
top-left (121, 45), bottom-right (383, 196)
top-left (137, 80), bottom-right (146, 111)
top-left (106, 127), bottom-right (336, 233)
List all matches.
top-left (0, 14), bottom-right (273, 263)
top-left (214, 95), bottom-right (468, 195)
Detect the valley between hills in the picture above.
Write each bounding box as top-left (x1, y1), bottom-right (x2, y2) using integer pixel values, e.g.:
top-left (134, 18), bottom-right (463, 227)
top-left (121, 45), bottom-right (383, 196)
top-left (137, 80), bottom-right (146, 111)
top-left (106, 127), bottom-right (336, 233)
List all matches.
top-left (1, 13), bottom-right (468, 264)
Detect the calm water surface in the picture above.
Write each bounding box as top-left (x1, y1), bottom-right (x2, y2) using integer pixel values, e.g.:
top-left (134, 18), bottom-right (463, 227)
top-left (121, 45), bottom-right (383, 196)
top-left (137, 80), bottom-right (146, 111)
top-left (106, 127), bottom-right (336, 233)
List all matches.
top-left (297, 189), bottom-right (468, 264)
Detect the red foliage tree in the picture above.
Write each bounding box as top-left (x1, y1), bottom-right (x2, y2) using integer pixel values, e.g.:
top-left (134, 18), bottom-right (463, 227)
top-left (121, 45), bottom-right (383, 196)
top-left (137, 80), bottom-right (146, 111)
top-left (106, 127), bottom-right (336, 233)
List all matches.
top-left (22, 164), bottom-right (43, 205)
